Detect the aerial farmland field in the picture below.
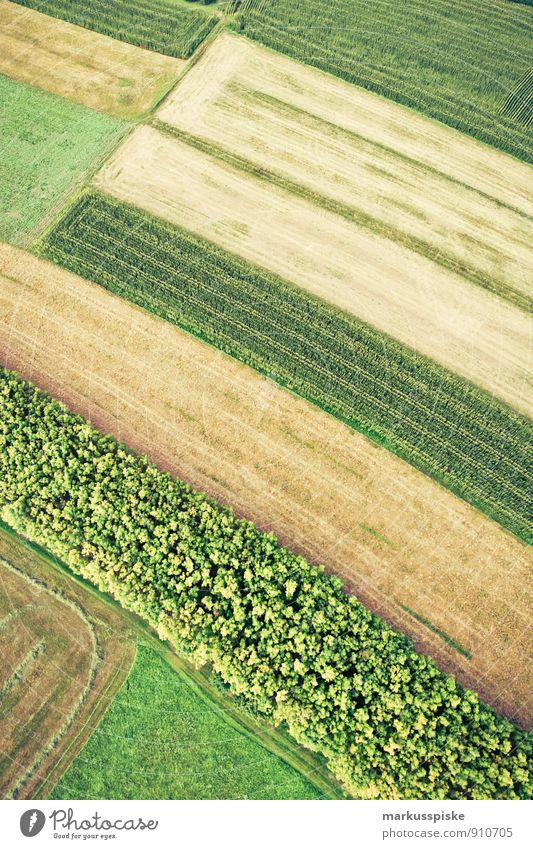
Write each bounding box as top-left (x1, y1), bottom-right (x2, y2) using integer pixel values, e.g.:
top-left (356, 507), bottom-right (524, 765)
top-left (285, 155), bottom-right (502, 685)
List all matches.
top-left (0, 524), bottom-right (135, 800)
top-left (159, 33), bottom-right (533, 311)
top-left (0, 524), bottom-right (338, 801)
top-left (0, 1), bottom-right (185, 118)
top-left (0, 0), bottom-right (531, 815)
top-left (91, 127), bottom-right (532, 417)
top-left (41, 193), bottom-right (533, 543)
top-left (237, 0), bottom-right (533, 162)
top-left (51, 644), bottom-right (328, 800)
top-left (1, 245), bottom-right (531, 729)
top-left (1, 369), bottom-right (531, 801)
top-left (0, 558), bottom-right (97, 798)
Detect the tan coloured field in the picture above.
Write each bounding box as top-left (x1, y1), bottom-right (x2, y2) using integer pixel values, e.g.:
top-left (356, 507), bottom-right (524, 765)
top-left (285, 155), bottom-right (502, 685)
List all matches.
top-left (158, 33), bottom-right (533, 307)
top-left (1, 244), bottom-right (531, 728)
top-left (0, 527), bottom-right (135, 800)
top-left (0, 1), bottom-right (184, 118)
top-left (94, 125), bottom-right (532, 418)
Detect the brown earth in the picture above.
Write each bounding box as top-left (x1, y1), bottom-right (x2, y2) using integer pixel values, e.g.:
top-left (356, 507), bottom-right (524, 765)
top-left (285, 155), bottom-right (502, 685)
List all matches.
top-left (0, 526), bottom-right (135, 800)
top-left (94, 125), bottom-right (532, 418)
top-left (0, 1), bottom-right (184, 118)
top-left (1, 244), bottom-right (531, 729)
top-left (158, 33), bottom-right (533, 306)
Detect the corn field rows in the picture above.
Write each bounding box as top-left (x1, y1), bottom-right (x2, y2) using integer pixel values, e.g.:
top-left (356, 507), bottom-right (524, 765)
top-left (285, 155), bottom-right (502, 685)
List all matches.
top-left (500, 69), bottom-right (533, 127)
top-left (12, 0), bottom-right (218, 58)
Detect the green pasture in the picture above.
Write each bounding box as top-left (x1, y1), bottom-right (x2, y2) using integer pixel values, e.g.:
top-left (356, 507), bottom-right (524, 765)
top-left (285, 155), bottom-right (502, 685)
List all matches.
top-left (0, 75), bottom-right (123, 246)
top-left (52, 644), bottom-right (325, 800)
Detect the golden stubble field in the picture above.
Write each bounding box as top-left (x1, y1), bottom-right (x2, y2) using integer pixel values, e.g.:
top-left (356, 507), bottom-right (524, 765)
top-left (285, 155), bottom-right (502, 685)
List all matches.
top-left (0, 0), bottom-right (184, 118)
top-left (93, 124), bottom-right (532, 419)
top-left (1, 244), bottom-right (531, 729)
top-left (158, 33), bottom-right (533, 308)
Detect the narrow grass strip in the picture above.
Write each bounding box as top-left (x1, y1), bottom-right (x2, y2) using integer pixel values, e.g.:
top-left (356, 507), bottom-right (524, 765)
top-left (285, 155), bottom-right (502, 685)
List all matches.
top-left (397, 603), bottom-right (472, 660)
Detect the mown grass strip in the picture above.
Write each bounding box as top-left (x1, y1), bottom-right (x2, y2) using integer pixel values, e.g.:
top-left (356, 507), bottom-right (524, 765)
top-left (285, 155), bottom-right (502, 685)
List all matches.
top-left (1, 370), bottom-right (531, 799)
top-left (39, 192), bottom-right (533, 544)
top-left (234, 0), bottom-right (533, 163)
top-left (397, 603), bottom-right (472, 661)
top-left (0, 639), bottom-right (46, 702)
top-left (11, 0), bottom-right (218, 59)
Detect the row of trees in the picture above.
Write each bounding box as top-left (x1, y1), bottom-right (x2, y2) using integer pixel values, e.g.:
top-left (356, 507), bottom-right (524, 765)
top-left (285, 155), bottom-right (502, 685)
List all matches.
top-left (0, 368), bottom-right (530, 799)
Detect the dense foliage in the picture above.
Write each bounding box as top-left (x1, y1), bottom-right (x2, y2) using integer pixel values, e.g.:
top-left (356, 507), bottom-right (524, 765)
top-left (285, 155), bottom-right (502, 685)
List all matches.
top-left (52, 643), bottom-right (324, 800)
top-left (42, 192), bottom-right (533, 544)
top-left (1, 369), bottom-right (531, 800)
top-left (234, 0), bottom-right (533, 163)
top-left (12, 0), bottom-right (218, 58)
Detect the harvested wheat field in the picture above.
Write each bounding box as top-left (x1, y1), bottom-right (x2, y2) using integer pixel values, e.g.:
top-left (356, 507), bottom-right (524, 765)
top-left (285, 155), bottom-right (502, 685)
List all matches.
top-left (94, 125), bottom-right (532, 418)
top-left (158, 33), bottom-right (533, 310)
top-left (1, 244), bottom-right (531, 729)
top-left (0, 526), bottom-right (135, 800)
top-left (0, 1), bottom-right (184, 118)
top-left (165, 32), bottom-right (532, 218)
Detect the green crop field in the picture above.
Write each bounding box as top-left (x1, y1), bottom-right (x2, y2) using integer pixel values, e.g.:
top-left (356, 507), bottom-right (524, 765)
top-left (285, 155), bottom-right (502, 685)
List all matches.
top-left (12, 0), bottom-right (218, 59)
top-left (1, 368), bottom-right (531, 800)
top-left (0, 76), bottom-right (123, 246)
top-left (51, 644), bottom-right (325, 800)
top-left (234, 0), bottom-right (533, 163)
top-left (41, 192), bottom-right (533, 544)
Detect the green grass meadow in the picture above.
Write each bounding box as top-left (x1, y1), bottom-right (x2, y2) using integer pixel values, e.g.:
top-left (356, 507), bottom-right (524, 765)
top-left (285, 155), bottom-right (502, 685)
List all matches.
top-left (0, 75), bottom-right (124, 246)
top-left (52, 644), bottom-right (325, 800)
